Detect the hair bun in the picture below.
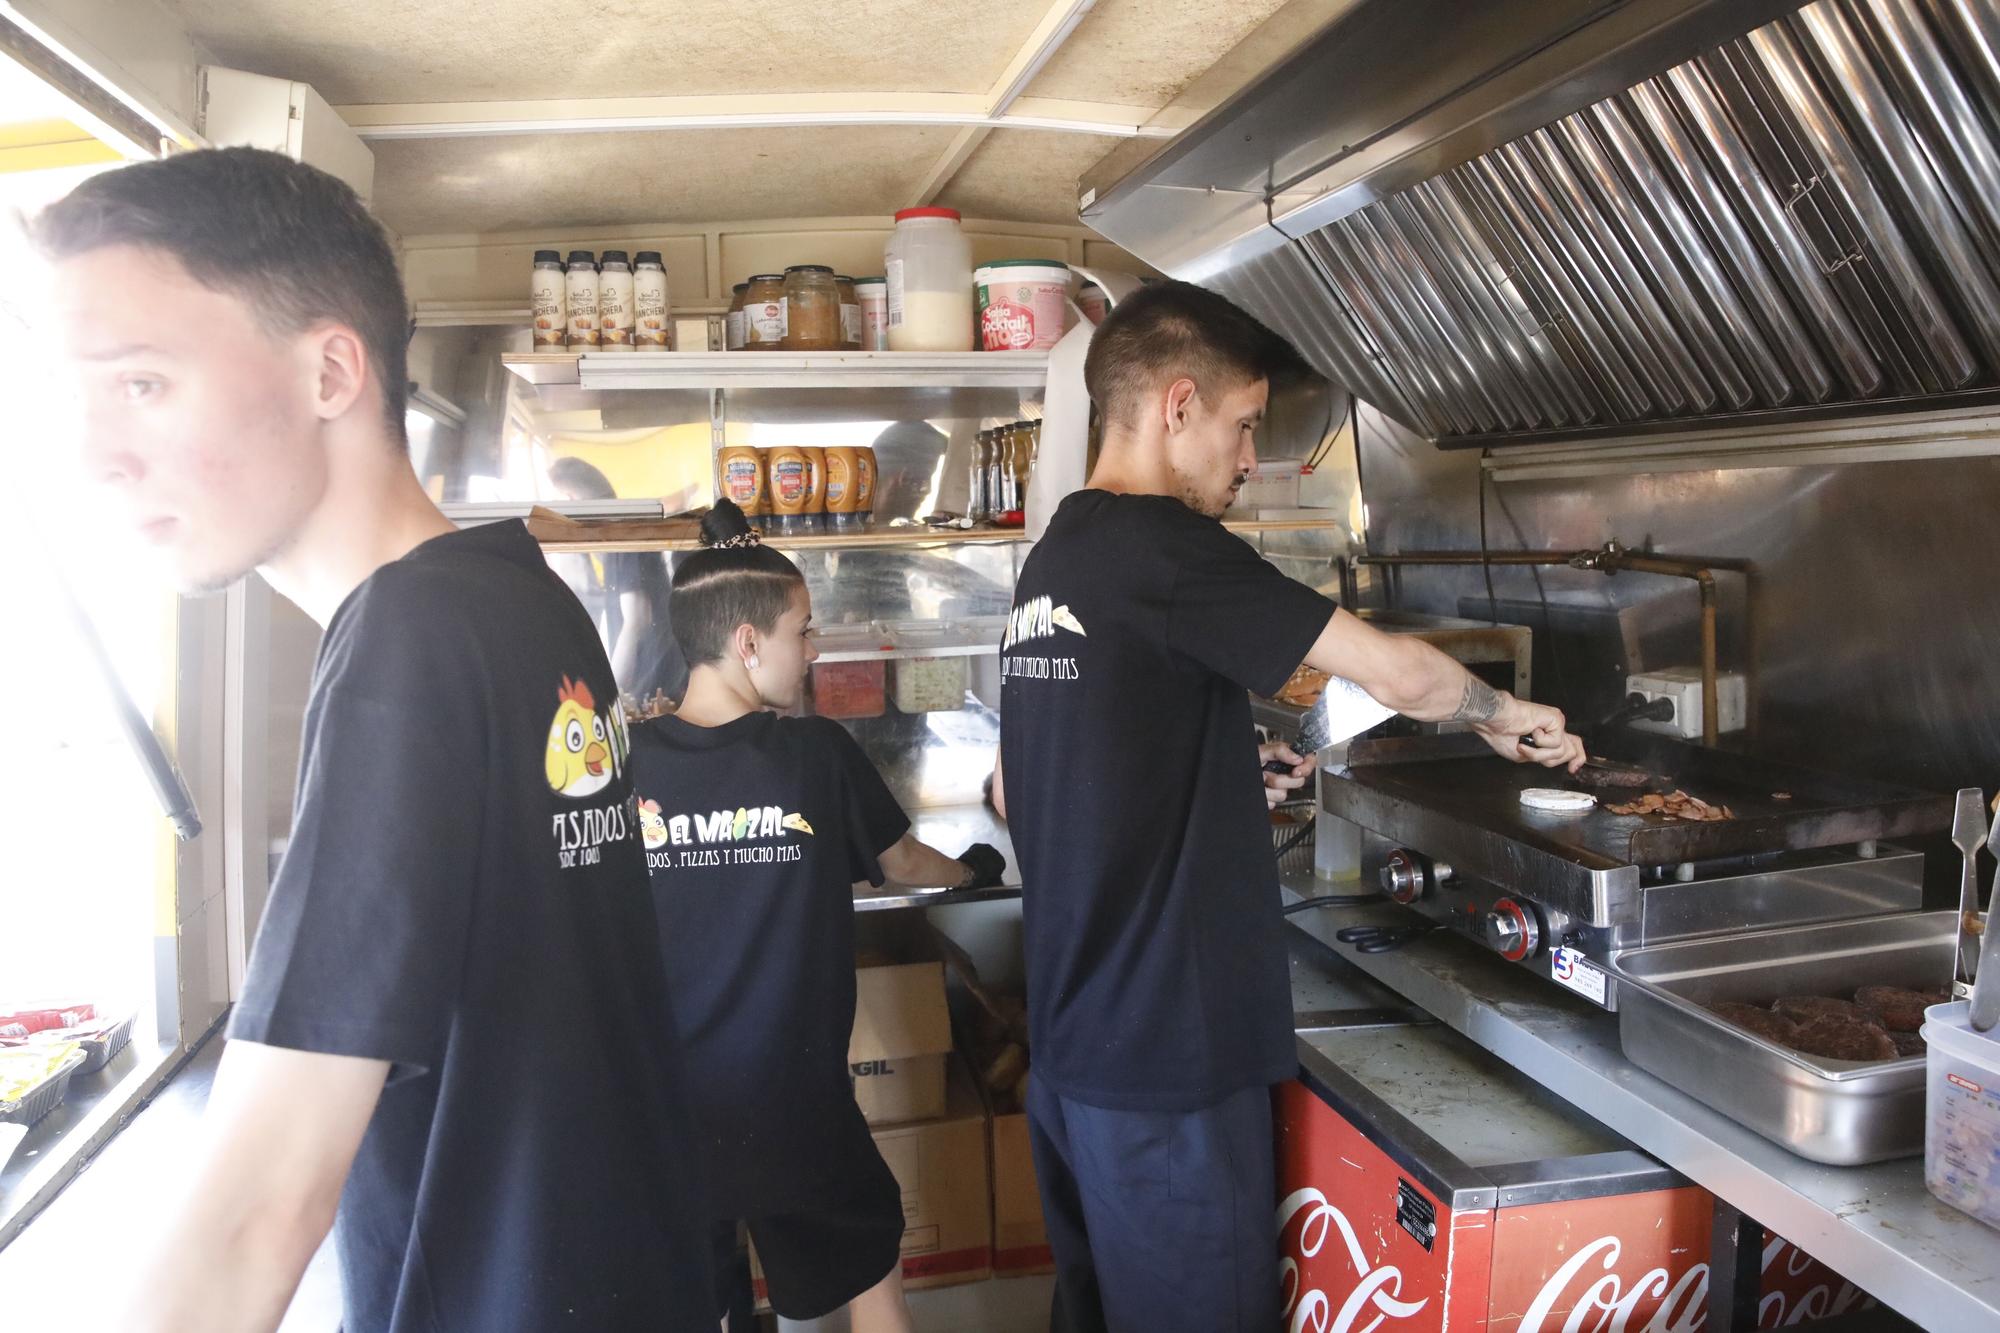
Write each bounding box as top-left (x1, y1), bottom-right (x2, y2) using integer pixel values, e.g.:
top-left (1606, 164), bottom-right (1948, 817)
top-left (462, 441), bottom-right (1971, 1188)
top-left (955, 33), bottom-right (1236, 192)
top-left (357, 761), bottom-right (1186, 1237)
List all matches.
top-left (699, 498), bottom-right (760, 549)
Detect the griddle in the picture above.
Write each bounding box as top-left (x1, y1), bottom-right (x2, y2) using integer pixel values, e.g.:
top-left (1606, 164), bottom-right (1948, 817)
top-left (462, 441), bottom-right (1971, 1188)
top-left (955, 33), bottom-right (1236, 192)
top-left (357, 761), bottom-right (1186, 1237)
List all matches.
top-left (1323, 731), bottom-right (1954, 926)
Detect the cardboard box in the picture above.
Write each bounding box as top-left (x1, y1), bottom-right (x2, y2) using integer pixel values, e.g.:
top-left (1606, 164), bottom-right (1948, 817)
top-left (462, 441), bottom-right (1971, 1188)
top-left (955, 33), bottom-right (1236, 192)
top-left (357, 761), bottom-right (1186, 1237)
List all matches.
top-left (849, 959), bottom-right (954, 1125)
top-left (990, 1108), bottom-right (1054, 1276)
top-left (877, 1061), bottom-right (994, 1291)
top-left (752, 1060), bottom-right (993, 1309)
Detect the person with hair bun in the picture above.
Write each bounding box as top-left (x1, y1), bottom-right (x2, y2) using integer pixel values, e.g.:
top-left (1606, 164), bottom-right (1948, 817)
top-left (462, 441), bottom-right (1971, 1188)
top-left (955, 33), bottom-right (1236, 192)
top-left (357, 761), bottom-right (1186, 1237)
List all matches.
top-left (627, 499), bottom-right (1005, 1331)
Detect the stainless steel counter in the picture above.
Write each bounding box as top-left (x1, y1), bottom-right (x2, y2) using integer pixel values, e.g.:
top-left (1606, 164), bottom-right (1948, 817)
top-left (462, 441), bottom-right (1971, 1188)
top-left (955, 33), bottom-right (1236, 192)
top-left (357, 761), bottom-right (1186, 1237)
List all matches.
top-left (1282, 882), bottom-right (2000, 1332)
top-left (852, 802), bottom-right (1020, 912)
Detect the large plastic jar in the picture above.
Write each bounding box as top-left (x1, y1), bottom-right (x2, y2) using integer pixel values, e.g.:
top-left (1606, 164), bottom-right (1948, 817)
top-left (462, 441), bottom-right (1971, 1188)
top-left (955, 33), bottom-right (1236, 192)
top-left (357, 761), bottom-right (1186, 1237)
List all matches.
top-left (886, 207), bottom-right (974, 351)
top-left (976, 260), bottom-right (1071, 351)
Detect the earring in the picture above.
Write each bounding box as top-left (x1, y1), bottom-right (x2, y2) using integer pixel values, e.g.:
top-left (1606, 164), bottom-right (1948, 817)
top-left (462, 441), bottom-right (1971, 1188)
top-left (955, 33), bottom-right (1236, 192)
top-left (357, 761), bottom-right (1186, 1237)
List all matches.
top-left (746, 654), bottom-right (761, 670)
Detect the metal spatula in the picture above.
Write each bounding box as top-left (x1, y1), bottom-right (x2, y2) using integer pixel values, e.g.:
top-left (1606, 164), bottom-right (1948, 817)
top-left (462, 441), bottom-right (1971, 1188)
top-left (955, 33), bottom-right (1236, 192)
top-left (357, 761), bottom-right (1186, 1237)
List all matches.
top-left (1953, 787), bottom-right (1987, 997)
top-left (1264, 676), bottom-right (1396, 770)
top-left (1970, 802), bottom-right (2000, 1033)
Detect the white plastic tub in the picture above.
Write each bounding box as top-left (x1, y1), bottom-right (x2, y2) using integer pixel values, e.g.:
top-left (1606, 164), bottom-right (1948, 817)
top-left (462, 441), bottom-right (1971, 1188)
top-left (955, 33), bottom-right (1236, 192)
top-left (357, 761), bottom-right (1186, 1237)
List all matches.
top-left (976, 260), bottom-right (1072, 350)
top-left (1923, 1000), bottom-right (2000, 1229)
top-left (1226, 459), bottom-right (1304, 511)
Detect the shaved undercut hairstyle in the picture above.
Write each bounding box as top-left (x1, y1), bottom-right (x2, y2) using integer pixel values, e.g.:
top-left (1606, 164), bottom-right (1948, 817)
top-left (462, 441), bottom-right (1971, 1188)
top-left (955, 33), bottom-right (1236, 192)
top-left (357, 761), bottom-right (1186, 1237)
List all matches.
top-left (1083, 279), bottom-right (1310, 430)
top-left (671, 500), bottom-right (807, 666)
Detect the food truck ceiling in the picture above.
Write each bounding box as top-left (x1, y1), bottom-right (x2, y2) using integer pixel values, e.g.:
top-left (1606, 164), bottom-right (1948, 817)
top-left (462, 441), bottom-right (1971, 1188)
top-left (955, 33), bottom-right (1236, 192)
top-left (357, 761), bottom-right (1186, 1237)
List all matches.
top-left (154, 0), bottom-right (1313, 231)
top-left (1079, 0), bottom-right (2000, 446)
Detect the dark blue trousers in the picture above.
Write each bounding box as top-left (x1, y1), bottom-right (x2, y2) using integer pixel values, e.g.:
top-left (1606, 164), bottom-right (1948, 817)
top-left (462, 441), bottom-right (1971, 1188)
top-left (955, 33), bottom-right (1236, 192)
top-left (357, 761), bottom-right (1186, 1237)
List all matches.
top-left (1025, 1073), bottom-right (1281, 1333)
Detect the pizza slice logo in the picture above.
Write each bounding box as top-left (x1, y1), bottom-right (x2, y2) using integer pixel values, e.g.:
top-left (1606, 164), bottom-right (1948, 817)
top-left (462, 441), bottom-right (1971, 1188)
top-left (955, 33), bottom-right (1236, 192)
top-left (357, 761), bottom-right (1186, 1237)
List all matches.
top-left (544, 675), bottom-right (622, 799)
top-left (1002, 595), bottom-right (1086, 649)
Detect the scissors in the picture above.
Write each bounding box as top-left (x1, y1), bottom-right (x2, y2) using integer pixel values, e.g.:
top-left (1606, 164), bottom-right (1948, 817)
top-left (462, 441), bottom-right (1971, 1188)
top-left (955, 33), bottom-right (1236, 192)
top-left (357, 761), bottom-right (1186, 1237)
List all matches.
top-left (1335, 922), bottom-right (1438, 954)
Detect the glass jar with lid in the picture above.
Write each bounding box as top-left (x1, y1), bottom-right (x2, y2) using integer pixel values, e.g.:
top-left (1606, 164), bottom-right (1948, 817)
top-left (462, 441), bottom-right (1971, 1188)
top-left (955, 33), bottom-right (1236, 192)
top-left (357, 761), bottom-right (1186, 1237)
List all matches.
top-left (725, 282), bottom-right (750, 350)
top-left (743, 274), bottom-right (787, 351)
top-left (834, 275), bottom-right (862, 350)
top-left (885, 207), bottom-right (974, 351)
top-left (781, 265), bottom-right (842, 351)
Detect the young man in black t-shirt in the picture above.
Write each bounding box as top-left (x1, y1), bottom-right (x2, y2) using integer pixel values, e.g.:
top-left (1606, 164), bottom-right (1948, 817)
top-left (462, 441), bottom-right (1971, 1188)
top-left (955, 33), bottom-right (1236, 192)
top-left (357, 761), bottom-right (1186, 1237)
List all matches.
top-left (38, 149), bottom-right (715, 1332)
top-left (998, 281), bottom-right (1585, 1332)
top-left (627, 500), bottom-right (1005, 1330)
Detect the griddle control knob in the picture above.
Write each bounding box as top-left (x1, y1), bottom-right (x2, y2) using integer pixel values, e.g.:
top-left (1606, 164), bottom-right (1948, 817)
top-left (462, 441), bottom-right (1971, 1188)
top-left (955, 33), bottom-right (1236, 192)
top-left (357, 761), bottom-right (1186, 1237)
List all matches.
top-left (1484, 899), bottom-right (1541, 961)
top-left (1380, 849), bottom-right (1428, 903)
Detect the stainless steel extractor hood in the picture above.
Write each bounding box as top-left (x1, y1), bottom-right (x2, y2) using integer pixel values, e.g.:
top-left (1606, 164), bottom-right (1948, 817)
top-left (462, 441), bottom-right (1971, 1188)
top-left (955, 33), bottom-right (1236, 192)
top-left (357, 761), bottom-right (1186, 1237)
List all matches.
top-left (1081, 0), bottom-right (2000, 445)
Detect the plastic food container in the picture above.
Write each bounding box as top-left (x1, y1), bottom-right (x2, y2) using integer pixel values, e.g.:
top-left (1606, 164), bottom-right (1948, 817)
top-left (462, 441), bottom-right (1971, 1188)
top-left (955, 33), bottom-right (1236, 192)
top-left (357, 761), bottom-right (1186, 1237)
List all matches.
top-left (811, 661), bottom-right (886, 719)
top-left (888, 622), bottom-right (970, 713)
top-left (57, 1013), bottom-right (135, 1075)
top-left (1923, 1000), bottom-right (2000, 1228)
top-left (853, 277), bottom-right (888, 350)
top-left (976, 260), bottom-right (1072, 351)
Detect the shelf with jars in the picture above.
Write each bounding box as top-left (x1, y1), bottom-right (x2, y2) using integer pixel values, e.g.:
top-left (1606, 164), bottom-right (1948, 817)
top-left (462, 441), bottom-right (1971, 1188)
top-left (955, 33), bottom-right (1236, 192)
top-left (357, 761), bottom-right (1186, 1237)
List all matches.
top-left (501, 350), bottom-right (1050, 391)
top-left (523, 507), bottom-right (1339, 554)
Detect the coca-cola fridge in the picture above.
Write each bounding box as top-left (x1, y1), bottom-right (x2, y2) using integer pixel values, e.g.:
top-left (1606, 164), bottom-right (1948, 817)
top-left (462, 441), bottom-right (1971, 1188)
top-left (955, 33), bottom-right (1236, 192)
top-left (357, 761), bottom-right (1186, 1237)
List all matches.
top-left (1277, 1022), bottom-right (1877, 1332)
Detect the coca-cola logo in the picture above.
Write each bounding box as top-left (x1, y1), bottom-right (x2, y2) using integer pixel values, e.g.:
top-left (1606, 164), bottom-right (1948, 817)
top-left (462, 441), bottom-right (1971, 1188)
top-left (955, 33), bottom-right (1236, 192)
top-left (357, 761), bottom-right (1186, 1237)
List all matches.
top-left (1517, 1236), bottom-right (1706, 1333)
top-left (1277, 1188), bottom-right (1429, 1333)
top-left (1514, 1233), bottom-right (1874, 1332)
top-left (1757, 1235), bottom-right (1874, 1327)
top-left (981, 299), bottom-right (1037, 350)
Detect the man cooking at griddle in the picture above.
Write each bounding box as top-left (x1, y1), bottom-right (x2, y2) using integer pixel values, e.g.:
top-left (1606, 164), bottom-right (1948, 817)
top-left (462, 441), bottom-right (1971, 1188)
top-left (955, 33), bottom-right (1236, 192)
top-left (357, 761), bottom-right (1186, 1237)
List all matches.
top-left (995, 280), bottom-right (1585, 1333)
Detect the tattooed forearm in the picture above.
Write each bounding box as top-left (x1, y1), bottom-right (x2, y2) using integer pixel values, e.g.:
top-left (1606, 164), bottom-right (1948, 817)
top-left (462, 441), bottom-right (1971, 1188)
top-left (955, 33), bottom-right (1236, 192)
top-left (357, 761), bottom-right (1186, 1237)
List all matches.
top-left (1453, 674), bottom-right (1503, 724)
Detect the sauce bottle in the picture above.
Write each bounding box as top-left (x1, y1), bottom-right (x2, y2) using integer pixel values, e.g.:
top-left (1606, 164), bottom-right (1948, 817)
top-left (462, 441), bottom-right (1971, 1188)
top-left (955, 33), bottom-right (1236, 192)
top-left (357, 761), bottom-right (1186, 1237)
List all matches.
top-left (717, 445), bottom-right (765, 517)
top-left (633, 250), bottom-right (672, 349)
top-left (801, 447), bottom-right (827, 533)
top-left (531, 250), bottom-right (567, 352)
top-left (766, 445), bottom-right (814, 536)
top-left (854, 447), bottom-right (877, 529)
top-left (563, 250), bottom-right (598, 349)
top-left (597, 249), bottom-right (634, 351)
top-left (824, 447), bottom-right (863, 531)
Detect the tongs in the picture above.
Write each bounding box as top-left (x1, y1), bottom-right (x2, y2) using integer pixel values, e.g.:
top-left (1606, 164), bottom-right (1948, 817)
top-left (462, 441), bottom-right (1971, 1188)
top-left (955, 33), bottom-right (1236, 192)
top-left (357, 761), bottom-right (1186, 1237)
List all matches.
top-left (1952, 787), bottom-right (1987, 998)
top-left (1969, 798), bottom-right (2000, 1033)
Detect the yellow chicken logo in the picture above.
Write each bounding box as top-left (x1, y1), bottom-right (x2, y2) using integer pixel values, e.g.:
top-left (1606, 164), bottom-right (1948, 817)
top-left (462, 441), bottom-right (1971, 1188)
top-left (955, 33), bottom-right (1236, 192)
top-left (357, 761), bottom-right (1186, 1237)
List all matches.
top-left (638, 798), bottom-right (668, 849)
top-left (545, 676), bottom-right (615, 798)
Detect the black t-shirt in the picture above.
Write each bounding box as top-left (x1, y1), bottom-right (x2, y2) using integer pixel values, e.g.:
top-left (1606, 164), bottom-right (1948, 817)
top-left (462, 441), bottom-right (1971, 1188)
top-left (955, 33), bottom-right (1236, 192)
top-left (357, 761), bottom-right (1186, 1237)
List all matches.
top-left (1000, 491), bottom-right (1335, 1111)
top-left (627, 712), bottom-right (910, 1215)
top-left (231, 520), bottom-right (715, 1333)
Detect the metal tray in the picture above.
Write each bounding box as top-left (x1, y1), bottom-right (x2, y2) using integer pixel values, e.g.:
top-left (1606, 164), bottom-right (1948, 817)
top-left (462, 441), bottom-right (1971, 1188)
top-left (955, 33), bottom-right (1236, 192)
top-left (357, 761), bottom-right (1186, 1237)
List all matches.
top-left (1612, 911), bottom-right (1955, 1165)
top-left (0, 1045), bottom-right (87, 1128)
